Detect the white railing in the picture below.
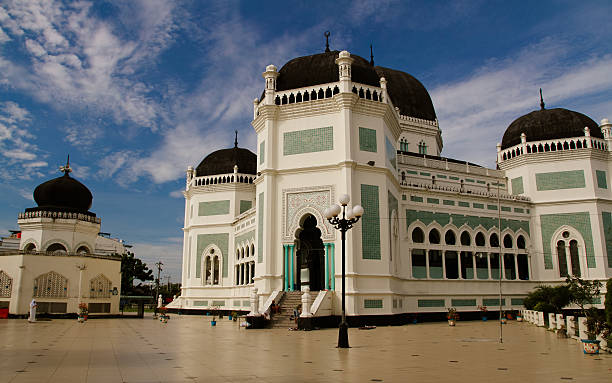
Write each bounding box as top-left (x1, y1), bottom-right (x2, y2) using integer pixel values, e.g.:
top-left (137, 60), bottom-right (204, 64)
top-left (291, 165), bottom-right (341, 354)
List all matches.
top-left (500, 136), bottom-right (608, 163)
top-left (189, 172), bottom-right (256, 189)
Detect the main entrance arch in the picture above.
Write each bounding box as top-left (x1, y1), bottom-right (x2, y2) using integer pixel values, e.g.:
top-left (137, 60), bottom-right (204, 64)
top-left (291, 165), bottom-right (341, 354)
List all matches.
top-left (295, 214), bottom-right (325, 291)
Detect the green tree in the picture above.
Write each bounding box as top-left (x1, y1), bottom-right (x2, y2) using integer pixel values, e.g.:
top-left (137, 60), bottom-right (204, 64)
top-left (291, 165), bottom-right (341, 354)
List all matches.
top-left (120, 251), bottom-right (154, 295)
top-left (565, 276), bottom-right (605, 340)
top-left (523, 284), bottom-right (570, 313)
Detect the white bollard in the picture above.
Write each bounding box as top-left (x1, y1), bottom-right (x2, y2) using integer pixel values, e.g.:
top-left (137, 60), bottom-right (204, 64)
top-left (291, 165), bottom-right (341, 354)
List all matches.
top-left (300, 287), bottom-right (312, 317)
top-left (566, 315), bottom-right (575, 337)
top-left (248, 287), bottom-right (259, 316)
top-left (556, 314), bottom-right (564, 331)
top-left (537, 311), bottom-right (545, 327)
top-left (578, 317), bottom-right (588, 339)
top-left (548, 313), bottom-right (556, 330)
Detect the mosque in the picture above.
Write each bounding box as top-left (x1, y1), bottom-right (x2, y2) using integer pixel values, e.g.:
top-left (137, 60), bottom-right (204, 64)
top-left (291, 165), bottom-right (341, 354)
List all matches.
top-left (168, 42), bottom-right (611, 323)
top-left (0, 159), bottom-right (124, 316)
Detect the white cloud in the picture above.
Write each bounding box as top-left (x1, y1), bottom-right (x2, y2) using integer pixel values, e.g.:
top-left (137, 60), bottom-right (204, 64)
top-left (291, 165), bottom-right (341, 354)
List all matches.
top-left (0, 27), bottom-right (10, 43)
top-left (23, 161), bottom-right (47, 168)
top-left (169, 189), bottom-right (184, 198)
top-left (131, 241), bottom-right (183, 282)
top-left (431, 40), bottom-right (612, 167)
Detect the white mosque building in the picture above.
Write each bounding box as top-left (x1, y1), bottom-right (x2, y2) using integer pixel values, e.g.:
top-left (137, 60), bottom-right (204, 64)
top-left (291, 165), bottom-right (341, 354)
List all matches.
top-left (169, 45), bottom-right (611, 324)
top-left (0, 160), bottom-right (124, 316)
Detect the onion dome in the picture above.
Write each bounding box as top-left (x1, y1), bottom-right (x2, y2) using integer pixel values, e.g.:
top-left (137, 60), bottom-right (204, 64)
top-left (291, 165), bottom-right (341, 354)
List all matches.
top-left (196, 133), bottom-right (256, 177)
top-left (271, 50), bottom-right (437, 121)
top-left (501, 108), bottom-right (601, 150)
top-left (30, 158), bottom-right (93, 214)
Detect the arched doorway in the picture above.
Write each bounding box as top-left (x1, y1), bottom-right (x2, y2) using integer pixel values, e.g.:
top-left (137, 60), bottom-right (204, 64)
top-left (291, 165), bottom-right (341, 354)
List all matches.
top-left (295, 214), bottom-right (325, 291)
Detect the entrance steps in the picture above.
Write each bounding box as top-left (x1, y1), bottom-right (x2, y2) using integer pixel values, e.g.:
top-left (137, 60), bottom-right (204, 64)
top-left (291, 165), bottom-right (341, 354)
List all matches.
top-left (270, 291), bottom-right (304, 328)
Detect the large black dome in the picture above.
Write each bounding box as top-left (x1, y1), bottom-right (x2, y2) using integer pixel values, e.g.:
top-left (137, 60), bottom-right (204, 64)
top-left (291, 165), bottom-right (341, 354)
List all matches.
top-left (32, 172), bottom-right (93, 213)
top-left (196, 146), bottom-right (256, 177)
top-left (501, 108), bottom-right (601, 150)
top-left (272, 50), bottom-right (437, 121)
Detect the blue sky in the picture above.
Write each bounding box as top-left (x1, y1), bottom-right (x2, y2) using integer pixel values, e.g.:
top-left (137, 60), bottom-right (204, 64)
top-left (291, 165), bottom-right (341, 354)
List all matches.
top-left (1, 0), bottom-right (611, 282)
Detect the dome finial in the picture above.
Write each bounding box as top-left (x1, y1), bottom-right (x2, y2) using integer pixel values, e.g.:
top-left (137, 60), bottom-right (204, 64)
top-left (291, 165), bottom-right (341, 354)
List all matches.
top-left (234, 130), bottom-right (238, 148)
top-left (370, 44), bottom-right (374, 66)
top-left (324, 31), bottom-right (330, 52)
top-left (59, 154), bottom-right (72, 175)
top-left (539, 88), bottom-right (545, 110)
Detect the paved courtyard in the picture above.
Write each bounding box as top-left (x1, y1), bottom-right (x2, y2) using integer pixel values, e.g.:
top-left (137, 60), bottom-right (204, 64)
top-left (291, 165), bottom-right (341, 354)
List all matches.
top-left (1, 315), bottom-right (611, 383)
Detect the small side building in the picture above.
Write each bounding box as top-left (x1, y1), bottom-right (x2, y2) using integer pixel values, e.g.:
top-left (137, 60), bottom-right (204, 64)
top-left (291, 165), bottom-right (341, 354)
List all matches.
top-left (0, 160), bottom-right (123, 316)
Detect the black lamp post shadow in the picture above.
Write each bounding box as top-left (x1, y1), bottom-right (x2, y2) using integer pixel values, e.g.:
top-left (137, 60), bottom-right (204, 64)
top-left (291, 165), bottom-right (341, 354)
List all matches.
top-left (325, 194), bottom-right (364, 349)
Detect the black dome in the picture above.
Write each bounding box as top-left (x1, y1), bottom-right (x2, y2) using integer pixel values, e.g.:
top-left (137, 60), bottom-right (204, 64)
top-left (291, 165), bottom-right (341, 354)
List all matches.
top-left (32, 173), bottom-right (93, 213)
top-left (502, 108), bottom-right (601, 150)
top-left (196, 146), bottom-right (256, 177)
top-left (272, 50), bottom-right (437, 121)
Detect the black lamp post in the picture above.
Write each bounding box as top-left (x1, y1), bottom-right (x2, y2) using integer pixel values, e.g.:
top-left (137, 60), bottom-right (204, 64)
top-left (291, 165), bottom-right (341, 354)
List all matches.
top-left (325, 194), bottom-right (364, 348)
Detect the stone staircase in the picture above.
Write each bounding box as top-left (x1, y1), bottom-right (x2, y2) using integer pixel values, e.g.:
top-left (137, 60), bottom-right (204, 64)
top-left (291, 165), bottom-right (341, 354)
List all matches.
top-left (270, 291), bottom-right (303, 328)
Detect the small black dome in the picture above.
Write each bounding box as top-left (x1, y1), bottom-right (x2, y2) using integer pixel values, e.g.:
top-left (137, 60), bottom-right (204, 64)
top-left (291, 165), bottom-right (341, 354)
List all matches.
top-left (272, 51), bottom-right (437, 121)
top-left (501, 108), bottom-right (601, 150)
top-left (32, 173), bottom-right (93, 213)
top-left (196, 146), bottom-right (256, 177)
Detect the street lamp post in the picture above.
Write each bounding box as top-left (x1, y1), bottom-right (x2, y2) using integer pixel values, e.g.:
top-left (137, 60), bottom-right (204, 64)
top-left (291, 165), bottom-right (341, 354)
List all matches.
top-left (325, 194), bottom-right (364, 349)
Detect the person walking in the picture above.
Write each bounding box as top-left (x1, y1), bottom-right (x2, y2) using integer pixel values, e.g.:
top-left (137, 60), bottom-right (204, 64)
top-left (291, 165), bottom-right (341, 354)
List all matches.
top-left (28, 299), bottom-right (37, 323)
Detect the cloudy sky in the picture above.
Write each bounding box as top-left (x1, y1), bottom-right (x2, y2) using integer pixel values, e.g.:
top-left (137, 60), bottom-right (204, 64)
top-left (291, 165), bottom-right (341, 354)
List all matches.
top-left (1, 0), bottom-right (611, 281)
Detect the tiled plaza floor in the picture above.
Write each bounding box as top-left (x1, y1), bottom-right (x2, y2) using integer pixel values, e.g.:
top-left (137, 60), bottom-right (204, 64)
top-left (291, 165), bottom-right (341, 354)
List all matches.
top-left (1, 314), bottom-right (611, 382)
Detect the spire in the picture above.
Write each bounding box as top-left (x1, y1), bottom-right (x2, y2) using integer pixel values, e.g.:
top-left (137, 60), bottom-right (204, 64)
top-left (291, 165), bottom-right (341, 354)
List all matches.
top-left (234, 130), bottom-right (238, 148)
top-left (324, 31), bottom-right (330, 52)
top-left (539, 88), bottom-right (545, 110)
top-left (369, 44), bottom-right (374, 66)
top-left (59, 154), bottom-right (72, 175)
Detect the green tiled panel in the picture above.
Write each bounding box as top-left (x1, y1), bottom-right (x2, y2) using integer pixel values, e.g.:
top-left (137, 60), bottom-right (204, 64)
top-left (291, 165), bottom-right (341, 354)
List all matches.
top-left (449, 176), bottom-right (460, 180)
top-left (420, 172), bottom-right (431, 176)
top-left (443, 200), bottom-right (455, 206)
top-left (361, 184), bottom-right (381, 260)
top-left (402, 195), bottom-right (407, 201)
top-left (451, 299), bottom-right (477, 307)
top-left (476, 180), bottom-right (486, 184)
top-left (196, 233), bottom-right (229, 278)
top-left (283, 126), bottom-right (333, 155)
top-left (602, 212), bottom-right (612, 267)
top-left (514, 208), bottom-right (524, 213)
top-left (511, 177), bottom-right (524, 195)
top-left (536, 170), bottom-right (585, 191)
top-left (406, 170), bottom-right (418, 175)
top-left (491, 266), bottom-right (500, 280)
top-left (410, 196), bottom-right (423, 203)
top-left (540, 212), bottom-right (594, 269)
top-left (364, 299), bottom-right (383, 309)
top-left (198, 200), bottom-right (230, 216)
top-left (596, 170), bottom-right (607, 189)
top-left (458, 201), bottom-right (470, 207)
top-left (257, 193), bottom-right (264, 263)
top-left (483, 298), bottom-right (505, 306)
top-left (487, 204), bottom-right (498, 211)
top-left (412, 266), bottom-right (427, 278)
top-left (359, 127), bottom-right (377, 152)
top-left (211, 300), bottom-right (225, 307)
top-left (406, 209), bottom-right (530, 236)
top-left (239, 200), bottom-right (252, 214)
top-left (476, 267), bottom-right (489, 279)
top-left (386, 137), bottom-right (396, 169)
top-left (242, 300), bottom-right (250, 306)
top-left (233, 301), bottom-right (241, 307)
top-left (193, 301), bottom-right (208, 306)
top-left (492, 182), bottom-right (505, 187)
top-left (427, 198), bottom-right (439, 204)
top-left (501, 206), bottom-right (512, 212)
top-left (429, 266), bottom-right (443, 279)
top-left (473, 203), bottom-right (484, 209)
top-left (235, 230), bottom-right (255, 247)
top-left (418, 299), bottom-right (445, 308)
top-left (437, 174), bottom-right (447, 179)
top-left (259, 141), bottom-right (265, 164)
top-left (466, 179), bottom-right (475, 183)
top-left (510, 298), bottom-right (524, 306)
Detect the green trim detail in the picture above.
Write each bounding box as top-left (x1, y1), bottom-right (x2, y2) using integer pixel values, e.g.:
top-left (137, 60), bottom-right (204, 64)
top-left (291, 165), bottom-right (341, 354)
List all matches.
top-left (487, 204), bottom-right (498, 211)
top-left (540, 212), bottom-right (594, 269)
top-left (411, 196), bottom-right (423, 203)
top-left (501, 206), bottom-right (511, 212)
top-left (239, 200), bottom-right (252, 214)
top-left (193, 301), bottom-right (208, 306)
top-left (449, 176), bottom-right (460, 180)
top-left (443, 200), bottom-right (455, 206)
top-left (514, 208), bottom-right (524, 213)
top-left (511, 177), bottom-right (524, 195)
top-left (536, 170), bottom-right (585, 191)
top-left (510, 298), bottom-right (524, 306)
top-left (406, 170), bottom-right (418, 175)
top-left (196, 233), bottom-right (229, 278)
top-left (283, 127), bottom-right (333, 155)
top-left (427, 198), bottom-right (439, 204)
top-left (211, 300), bottom-right (225, 307)
top-left (257, 193), bottom-right (264, 263)
top-left (359, 127), bottom-right (377, 152)
top-left (476, 180), bottom-right (486, 184)
top-left (473, 203), bottom-right (484, 209)
top-left (596, 170), bottom-right (607, 189)
top-left (451, 299), bottom-right (476, 307)
top-left (465, 178), bottom-right (475, 183)
top-left (602, 212), bottom-right (612, 268)
top-left (483, 298), bottom-right (505, 306)
top-left (198, 200), bottom-right (230, 216)
top-left (361, 184), bottom-right (381, 260)
top-left (437, 174), bottom-right (447, 179)
top-left (420, 172), bottom-right (431, 176)
top-left (402, 195), bottom-right (407, 201)
top-left (458, 201), bottom-right (470, 207)
top-left (235, 230), bottom-right (255, 248)
top-left (364, 299), bottom-right (383, 308)
top-left (259, 141), bottom-right (265, 165)
top-left (233, 301), bottom-right (241, 307)
top-left (418, 299), bottom-right (445, 308)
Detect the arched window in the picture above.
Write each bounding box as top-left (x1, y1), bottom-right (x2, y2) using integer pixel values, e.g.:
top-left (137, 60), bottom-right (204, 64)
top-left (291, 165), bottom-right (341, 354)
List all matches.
top-left (489, 233), bottom-right (499, 248)
top-left (236, 249), bottom-right (240, 260)
top-left (33, 271), bottom-right (68, 298)
top-left (246, 246), bottom-right (250, 257)
top-left (76, 245), bottom-right (90, 254)
top-left (503, 234), bottom-right (513, 248)
top-left (213, 256), bottom-right (220, 284)
top-left (251, 244), bottom-right (255, 258)
top-left (205, 257), bottom-right (212, 284)
top-left (460, 231), bottom-right (471, 246)
top-left (444, 230), bottom-right (456, 245)
top-left (557, 240), bottom-right (568, 277)
top-left (412, 227), bottom-right (424, 243)
top-left (418, 141), bottom-right (428, 155)
top-left (23, 243), bottom-right (36, 252)
top-left (569, 240), bottom-right (581, 277)
top-left (517, 235), bottom-right (526, 249)
top-left (428, 229), bottom-right (440, 244)
top-left (46, 243), bottom-right (67, 254)
top-left (475, 232), bottom-right (485, 246)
